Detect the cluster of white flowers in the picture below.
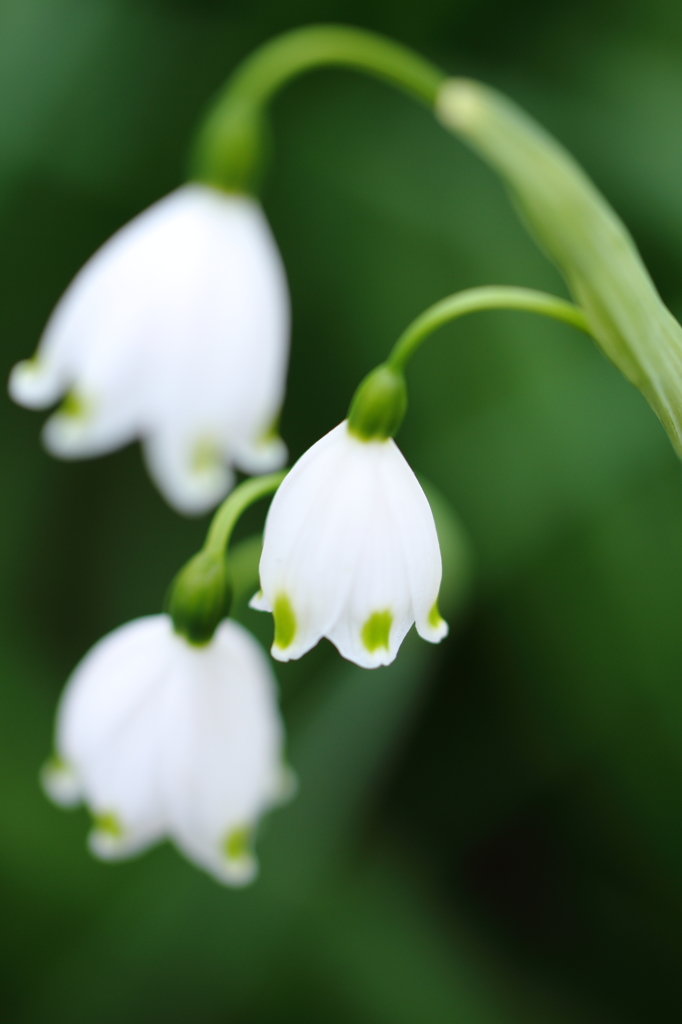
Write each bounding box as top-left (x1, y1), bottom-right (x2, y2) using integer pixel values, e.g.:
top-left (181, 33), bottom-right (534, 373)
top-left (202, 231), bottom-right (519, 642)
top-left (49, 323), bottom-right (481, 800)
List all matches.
top-left (11, 181), bottom-right (448, 884)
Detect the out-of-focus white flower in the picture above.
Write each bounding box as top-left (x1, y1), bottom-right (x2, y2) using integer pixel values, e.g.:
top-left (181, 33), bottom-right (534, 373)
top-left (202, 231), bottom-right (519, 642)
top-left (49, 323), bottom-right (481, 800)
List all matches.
top-left (8, 184), bottom-right (289, 514)
top-left (42, 615), bottom-right (293, 886)
top-left (251, 420), bottom-right (448, 669)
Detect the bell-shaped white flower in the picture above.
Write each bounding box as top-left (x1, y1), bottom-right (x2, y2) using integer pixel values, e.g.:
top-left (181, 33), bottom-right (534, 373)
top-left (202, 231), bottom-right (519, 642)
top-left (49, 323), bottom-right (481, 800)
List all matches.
top-left (251, 420), bottom-right (448, 669)
top-left (8, 184), bottom-right (289, 515)
top-left (42, 615), bottom-right (293, 886)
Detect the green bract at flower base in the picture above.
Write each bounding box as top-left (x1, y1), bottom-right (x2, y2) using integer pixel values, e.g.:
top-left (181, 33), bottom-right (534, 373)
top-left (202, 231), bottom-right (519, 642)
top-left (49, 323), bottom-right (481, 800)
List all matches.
top-left (437, 78), bottom-right (682, 459)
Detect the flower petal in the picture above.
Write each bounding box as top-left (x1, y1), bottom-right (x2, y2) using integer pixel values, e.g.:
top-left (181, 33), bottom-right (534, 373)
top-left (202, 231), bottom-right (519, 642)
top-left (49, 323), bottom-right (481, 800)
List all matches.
top-left (42, 392), bottom-right (139, 459)
top-left (378, 441), bottom-right (446, 643)
top-left (258, 423), bottom-right (365, 660)
top-left (8, 358), bottom-right (66, 409)
top-left (233, 433), bottom-right (288, 476)
top-left (325, 442), bottom-right (413, 668)
top-left (160, 620), bottom-right (285, 884)
top-left (143, 430), bottom-right (235, 516)
top-left (54, 616), bottom-right (174, 849)
top-left (138, 189), bottom-right (290, 503)
top-left (40, 756), bottom-right (81, 807)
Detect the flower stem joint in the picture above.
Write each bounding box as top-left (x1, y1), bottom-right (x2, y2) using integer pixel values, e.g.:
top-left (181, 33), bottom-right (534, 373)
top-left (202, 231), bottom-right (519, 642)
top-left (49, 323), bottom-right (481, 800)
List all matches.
top-left (191, 100), bottom-right (268, 195)
top-left (347, 363), bottom-right (407, 441)
top-left (168, 550), bottom-right (232, 646)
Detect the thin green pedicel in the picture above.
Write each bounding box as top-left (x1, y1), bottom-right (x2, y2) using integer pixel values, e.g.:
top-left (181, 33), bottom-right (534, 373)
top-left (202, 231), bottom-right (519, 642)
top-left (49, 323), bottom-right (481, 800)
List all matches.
top-left (361, 610), bottom-right (393, 652)
top-left (273, 593), bottom-right (296, 649)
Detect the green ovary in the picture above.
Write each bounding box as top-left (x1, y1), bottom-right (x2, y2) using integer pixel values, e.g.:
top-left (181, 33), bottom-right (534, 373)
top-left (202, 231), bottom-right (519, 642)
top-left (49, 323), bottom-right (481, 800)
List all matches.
top-left (223, 826), bottom-right (252, 862)
top-left (361, 610), bottom-right (393, 652)
top-left (273, 593), bottom-right (296, 649)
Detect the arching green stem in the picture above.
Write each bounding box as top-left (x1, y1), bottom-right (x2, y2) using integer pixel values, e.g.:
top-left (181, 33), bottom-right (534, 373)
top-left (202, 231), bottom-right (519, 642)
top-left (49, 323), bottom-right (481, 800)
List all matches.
top-left (349, 287), bottom-right (592, 441)
top-left (387, 286), bottom-right (592, 374)
top-left (204, 470), bottom-right (287, 558)
top-left (169, 471), bottom-right (286, 645)
top-left (191, 25), bottom-right (446, 192)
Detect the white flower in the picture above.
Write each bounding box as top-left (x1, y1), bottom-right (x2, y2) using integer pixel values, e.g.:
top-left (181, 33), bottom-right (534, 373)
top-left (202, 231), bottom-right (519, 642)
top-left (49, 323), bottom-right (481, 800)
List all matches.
top-left (250, 420), bottom-right (448, 669)
top-left (42, 615), bottom-right (293, 886)
top-left (8, 184), bottom-right (289, 515)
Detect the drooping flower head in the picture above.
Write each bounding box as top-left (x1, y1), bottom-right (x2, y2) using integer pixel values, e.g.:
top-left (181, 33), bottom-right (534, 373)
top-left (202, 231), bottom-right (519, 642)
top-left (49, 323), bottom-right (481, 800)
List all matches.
top-left (9, 184), bottom-right (289, 514)
top-left (43, 615), bottom-right (293, 885)
top-left (251, 420), bottom-right (448, 669)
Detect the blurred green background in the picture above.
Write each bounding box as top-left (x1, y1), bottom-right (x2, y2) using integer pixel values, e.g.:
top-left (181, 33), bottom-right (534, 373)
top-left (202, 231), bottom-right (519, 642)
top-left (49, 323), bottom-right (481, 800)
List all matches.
top-left (2, 1), bottom-right (682, 1021)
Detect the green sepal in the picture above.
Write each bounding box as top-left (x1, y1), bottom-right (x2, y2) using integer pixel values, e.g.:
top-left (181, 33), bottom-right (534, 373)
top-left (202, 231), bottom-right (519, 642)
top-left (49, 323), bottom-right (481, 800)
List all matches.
top-left (167, 550), bottom-right (232, 646)
top-left (347, 363), bottom-right (407, 441)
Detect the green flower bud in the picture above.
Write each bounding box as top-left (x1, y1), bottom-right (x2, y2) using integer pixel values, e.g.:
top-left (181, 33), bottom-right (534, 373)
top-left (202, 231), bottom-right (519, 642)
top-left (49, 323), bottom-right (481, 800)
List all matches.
top-left (437, 78), bottom-right (682, 458)
top-left (347, 363), bottom-right (408, 441)
top-left (168, 550), bottom-right (232, 646)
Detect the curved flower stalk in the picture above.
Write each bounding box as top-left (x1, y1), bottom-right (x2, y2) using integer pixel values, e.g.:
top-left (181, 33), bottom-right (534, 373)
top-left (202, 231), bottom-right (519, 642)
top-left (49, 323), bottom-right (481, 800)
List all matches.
top-left (251, 421), bottom-right (448, 669)
top-left (7, 26), bottom-right (449, 514)
top-left (43, 615), bottom-right (293, 885)
top-left (9, 184), bottom-right (289, 514)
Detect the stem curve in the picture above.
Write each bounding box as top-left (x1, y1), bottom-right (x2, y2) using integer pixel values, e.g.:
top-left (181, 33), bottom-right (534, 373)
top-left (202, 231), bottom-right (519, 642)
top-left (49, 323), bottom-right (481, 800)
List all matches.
top-left (167, 471), bottom-right (286, 643)
top-left (191, 25), bottom-right (446, 191)
top-left (205, 470), bottom-right (287, 558)
top-left (387, 286), bottom-right (591, 373)
top-left (221, 25), bottom-right (444, 108)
